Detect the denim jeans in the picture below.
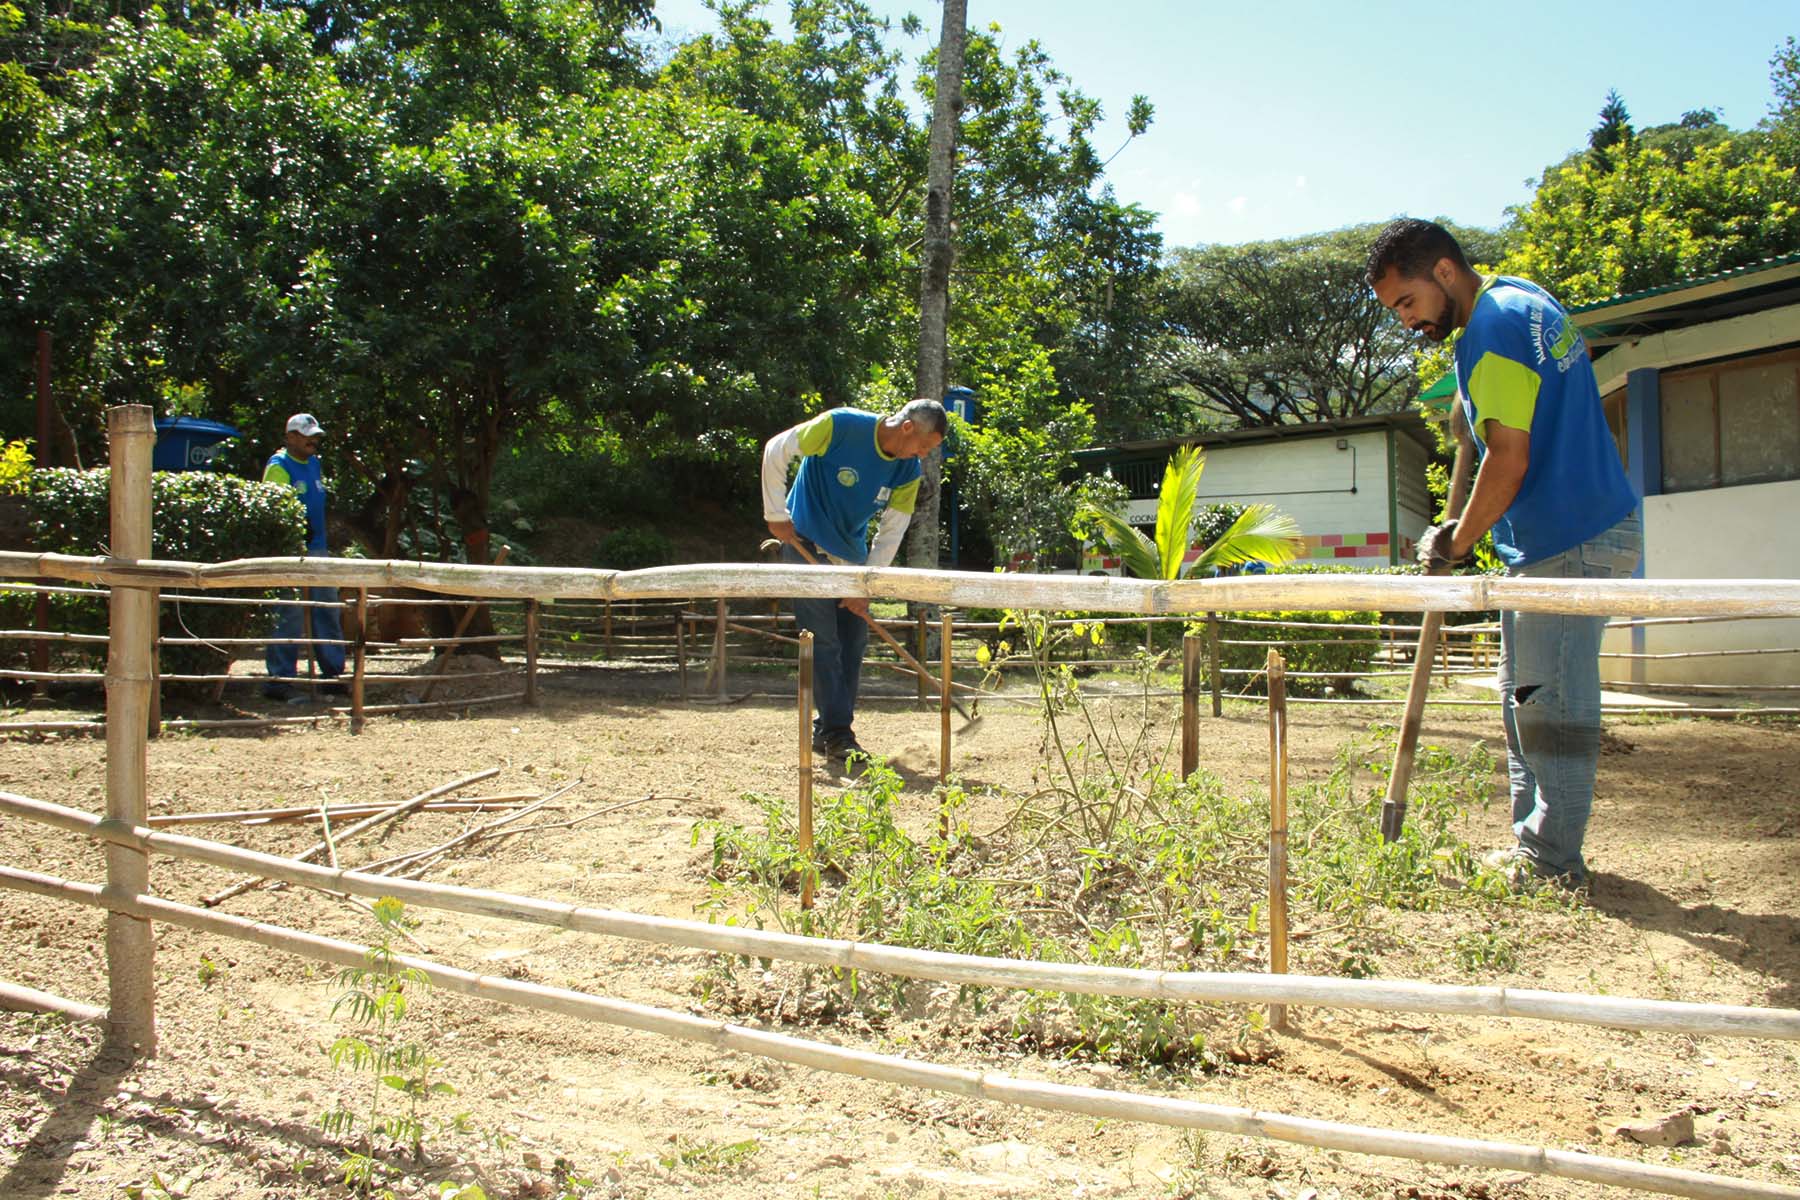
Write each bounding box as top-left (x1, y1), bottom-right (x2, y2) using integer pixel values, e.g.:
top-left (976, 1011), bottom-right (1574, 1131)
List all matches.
top-left (1498, 514), bottom-right (1641, 882)
top-left (267, 585), bottom-right (346, 681)
top-left (783, 541), bottom-right (868, 743)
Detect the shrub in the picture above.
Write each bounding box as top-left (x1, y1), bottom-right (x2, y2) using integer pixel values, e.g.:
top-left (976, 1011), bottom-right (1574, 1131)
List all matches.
top-left (9, 468), bottom-right (307, 679)
top-left (595, 526), bottom-right (674, 571)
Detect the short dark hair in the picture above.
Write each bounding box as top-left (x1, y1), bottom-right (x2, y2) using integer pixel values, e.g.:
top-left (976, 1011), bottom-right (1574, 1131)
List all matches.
top-left (1365, 218), bottom-right (1471, 286)
top-left (896, 398), bottom-right (949, 436)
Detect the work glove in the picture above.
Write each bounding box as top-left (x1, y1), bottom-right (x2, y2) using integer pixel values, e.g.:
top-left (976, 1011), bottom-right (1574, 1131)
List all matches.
top-left (1416, 519), bottom-right (1467, 569)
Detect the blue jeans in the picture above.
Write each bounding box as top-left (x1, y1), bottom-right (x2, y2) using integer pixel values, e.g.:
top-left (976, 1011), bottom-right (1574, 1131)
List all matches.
top-left (1498, 514), bottom-right (1641, 882)
top-left (783, 542), bottom-right (868, 743)
top-left (267, 586), bottom-right (346, 681)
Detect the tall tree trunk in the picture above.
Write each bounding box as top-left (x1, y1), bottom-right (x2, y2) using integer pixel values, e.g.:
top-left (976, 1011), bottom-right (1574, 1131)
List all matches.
top-left (904, 0), bottom-right (966, 573)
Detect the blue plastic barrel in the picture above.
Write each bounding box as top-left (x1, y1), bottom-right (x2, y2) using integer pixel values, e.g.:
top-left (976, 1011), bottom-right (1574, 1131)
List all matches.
top-left (152, 417), bottom-right (241, 472)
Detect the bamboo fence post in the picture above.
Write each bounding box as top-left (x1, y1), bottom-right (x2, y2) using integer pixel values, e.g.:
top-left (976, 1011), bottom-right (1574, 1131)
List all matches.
top-left (603, 598), bottom-right (613, 660)
top-left (939, 610), bottom-right (955, 836)
top-left (676, 611), bottom-right (688, 698)
top-left (916, 610), bottom-right (929, 708)
top-left (525, 599), bottom-right (539, 707)
top-left (104, 403), bottom-right (157, 1053)
top-left (798, 632), bottom-right (815, 910)
top-left (1207, 613), bottom-right (1223, 717)
top-left (713, 599), bottom-right (728, 701)
top-left (1181, 633), bottom-right (1201, 779)
top-left (301, 602), bottom-right (317, 693)
top-left (1267, 648), bottom-right (1290, 1033)
top-left (350, 588), bottom-right (368, 734)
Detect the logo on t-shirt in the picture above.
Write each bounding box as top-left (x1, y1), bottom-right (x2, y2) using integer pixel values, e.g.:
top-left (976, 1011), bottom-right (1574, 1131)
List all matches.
top-left (1530, 301), bottom-right (1585, 374)
top-left (836, 467), bottom-right (859, 488)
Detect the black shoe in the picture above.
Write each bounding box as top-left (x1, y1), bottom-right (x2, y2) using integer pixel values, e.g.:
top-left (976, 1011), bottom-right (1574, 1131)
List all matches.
top-left (321, 681), bottom-right (349, 697)
top-left (823, 733), bottom-right (870, 766)
top-left (262, 682), bottom-right (296, 701)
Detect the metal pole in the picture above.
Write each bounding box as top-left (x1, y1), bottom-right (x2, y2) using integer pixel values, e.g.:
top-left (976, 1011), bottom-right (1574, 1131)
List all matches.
top-left (104, 404), bottom-right (157, 1053)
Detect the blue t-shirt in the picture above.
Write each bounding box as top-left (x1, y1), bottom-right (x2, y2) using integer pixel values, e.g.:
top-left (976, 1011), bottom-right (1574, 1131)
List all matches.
top-left (264, 450), bottom-right (329, 553)
top-left (787, 408), bottom-right (924, 564)
top-left (1453, 276), bottom-right (1638, 567)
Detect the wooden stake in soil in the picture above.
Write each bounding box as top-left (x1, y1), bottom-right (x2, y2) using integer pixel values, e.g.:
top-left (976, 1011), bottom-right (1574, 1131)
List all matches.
top-left (104, 402), bottom-right (157, 1053)
top-left (1207, 613), bottom-right (1223, 717)
top-left (676, 611), bottom-right (688, 699)
top-left (713, 598), bottom-right (728, 701)
top-left (916, 610), bottom-right (929, 708)
top-left (798, 631), bottom-right (815, 910)
top-left (1382, 410), bottom-right (1474, 843)
top-left (524, 598), bottom-right (539, 707)
top-left (1267, 648), bottom-right (1290, 1033)
top-left (1181, 633), bottom-right (1201, 778)
top-left (351, 587), bottom-right (368, 734)
top-left (939, 610), bottom-right (953, 832)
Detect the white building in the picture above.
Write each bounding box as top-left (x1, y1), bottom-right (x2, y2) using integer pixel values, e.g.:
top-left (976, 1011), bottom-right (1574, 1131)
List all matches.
top-left (1072, 412), bottom-right (1437, 572)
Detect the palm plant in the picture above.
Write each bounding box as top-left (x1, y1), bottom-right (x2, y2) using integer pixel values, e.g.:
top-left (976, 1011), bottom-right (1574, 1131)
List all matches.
top-left (1075, 445), bottom-right (1302, 579)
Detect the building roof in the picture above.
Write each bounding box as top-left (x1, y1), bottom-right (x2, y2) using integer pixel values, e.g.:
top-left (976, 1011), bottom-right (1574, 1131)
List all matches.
top-left (1074, 410), bottom-right (1435, 464)
top-left (1569, 253), bottom-right (1800, 345)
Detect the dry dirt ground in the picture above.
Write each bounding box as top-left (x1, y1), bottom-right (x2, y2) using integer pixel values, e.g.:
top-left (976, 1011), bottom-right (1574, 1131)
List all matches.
top-left (1, 662), bottom-right (1797, 1200)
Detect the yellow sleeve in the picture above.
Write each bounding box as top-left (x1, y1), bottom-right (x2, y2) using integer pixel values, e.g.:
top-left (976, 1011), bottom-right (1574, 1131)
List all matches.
top-left (795, 412), bottom-right (835, 457)
top-left (263, 462), bottom-right (292, 486)
top-left (887, 477), bottom-right (921, 516)
top-left (1467, 351), bottom-right (1540, 434)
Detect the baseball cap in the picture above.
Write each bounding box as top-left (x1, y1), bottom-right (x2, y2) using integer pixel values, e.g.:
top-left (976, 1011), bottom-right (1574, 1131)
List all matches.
top-left (286, 413), bottom-right (325, 437)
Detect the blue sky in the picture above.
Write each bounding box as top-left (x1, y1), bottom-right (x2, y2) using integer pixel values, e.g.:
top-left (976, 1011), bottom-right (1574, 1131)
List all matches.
top-left (648, 1), bottom-right (1796, 248)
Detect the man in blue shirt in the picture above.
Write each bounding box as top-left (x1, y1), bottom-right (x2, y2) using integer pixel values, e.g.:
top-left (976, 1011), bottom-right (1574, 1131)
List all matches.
top-left (263, 412), bottom-right (347, 701)
top-left (762, 399), bottom-right (947, 764)
top-left (1367, 219), bottom-right (1641, 889)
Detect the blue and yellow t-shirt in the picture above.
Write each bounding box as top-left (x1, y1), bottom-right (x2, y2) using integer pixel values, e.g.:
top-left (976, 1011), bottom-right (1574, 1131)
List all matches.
top-left (264, 450), bottom-right (329, 553)
top-left (1453, 276), bottom-right (1638, 567)
top-left (786, 408), bottom-right (923, 565)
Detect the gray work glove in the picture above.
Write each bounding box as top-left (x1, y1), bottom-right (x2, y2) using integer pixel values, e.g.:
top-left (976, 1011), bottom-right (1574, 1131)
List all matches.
top-left (1416, 519), bottom-right (1467, 569)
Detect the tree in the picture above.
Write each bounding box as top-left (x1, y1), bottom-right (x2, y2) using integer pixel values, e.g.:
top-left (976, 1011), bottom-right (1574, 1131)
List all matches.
top-left (905, 0), bottom-right (964, 573)
top-left (1501, 137), bottom-right (1800, 305)
top-left (1764, 35), bottom-right (1800, 167)
top-left (1075, 444), bottom-right (1301, 580)
top-left (1158, 223), bottom-right (1502, 430)
top-left (1588, 87), bottom-right (1632, 167)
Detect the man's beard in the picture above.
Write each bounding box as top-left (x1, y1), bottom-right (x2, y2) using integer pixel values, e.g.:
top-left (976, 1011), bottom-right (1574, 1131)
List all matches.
top-left (1416, 294), bottom-right (1458, 343)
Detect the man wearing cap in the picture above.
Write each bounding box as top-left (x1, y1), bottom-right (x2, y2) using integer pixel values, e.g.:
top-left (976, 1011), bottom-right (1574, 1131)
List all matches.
top-left (263, 413), bottom-right (346, 701)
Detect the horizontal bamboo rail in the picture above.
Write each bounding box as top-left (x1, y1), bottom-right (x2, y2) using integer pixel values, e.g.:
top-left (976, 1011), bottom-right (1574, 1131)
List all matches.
top-left (1, 866), bottom-right (1793, 1200)
top-left (0, 978), bottom-right (106, 1025)
top-left (6, 550), bottom-right (1799, 617)
top-left (5, 791), bottom-right (1794, 1041)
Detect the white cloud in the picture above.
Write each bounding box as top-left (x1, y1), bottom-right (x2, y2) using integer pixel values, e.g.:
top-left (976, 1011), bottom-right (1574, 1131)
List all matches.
top-left (1172, 192), bottom-right (1203, 216)
top-left (1295, 174), bottom-right (1308, 190)
top-left (1227, 195), bottom-right (1249, 216)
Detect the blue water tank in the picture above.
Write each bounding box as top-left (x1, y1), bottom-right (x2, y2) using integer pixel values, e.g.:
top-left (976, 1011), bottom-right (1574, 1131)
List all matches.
top-left (153, 417), bottom-right (241, 472)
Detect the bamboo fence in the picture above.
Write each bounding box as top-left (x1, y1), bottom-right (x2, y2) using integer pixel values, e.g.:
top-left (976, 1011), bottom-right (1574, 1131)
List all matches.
top-left (2, 858), bottom-right (1797, 1200)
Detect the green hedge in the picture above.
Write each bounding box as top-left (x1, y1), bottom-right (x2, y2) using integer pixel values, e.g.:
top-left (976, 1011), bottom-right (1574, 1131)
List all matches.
top-left (6, 468), bottom-right (308, 680)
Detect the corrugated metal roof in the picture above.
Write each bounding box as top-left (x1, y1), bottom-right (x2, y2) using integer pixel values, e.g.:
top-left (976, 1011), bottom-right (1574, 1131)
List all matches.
top-left (1568, 252), bottom-right (1800, 314)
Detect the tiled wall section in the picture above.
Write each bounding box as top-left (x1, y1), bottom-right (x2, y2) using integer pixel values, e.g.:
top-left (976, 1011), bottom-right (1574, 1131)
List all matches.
top-left (1305, 532), bottom-right (1390, 559)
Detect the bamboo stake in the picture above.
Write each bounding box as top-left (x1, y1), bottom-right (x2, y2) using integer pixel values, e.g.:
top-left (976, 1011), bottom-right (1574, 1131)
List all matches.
top-left (603, 597), bottom-right (613, 659)
top-left (916, 610), bottom-right (929, 708)
top-left (103, 403), bottom-right (156, 1053)
top-left (713, 599), bottom-right (728, 701)
top-left (676, 612), bottom-right (688, 698)
top-left (9, 790), bottom-right (1798, 1042)
top-left (1383, 411), bottom-right (1476, 843)
top-left (148, 604), bottom-right (161, 738)
top-left (351, 587), bottom-right (368, 734)
top-left (1267, 649), bottom-right (1289, 1033)
top-left (1181, 634), bottom-right (1200, 778)
top-left (939, 610), bottom-right (953, 810)
top-left (0, 979), bottom-right (106, 1025)
top-left (1207, 613), bottom-right (1222, 717)
top-left (198, 767), bottom-right (499, 907)
top-left (374, 789), bottom-right (567, 880)
top-left (7, 867), bottom-right (1798, 1200)
top-left (524, 598), bottom-right (539, 707)
top-left (798, 631), bottom-right (815, 911)
top-left (147, 798), bottom-right (535, 828)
